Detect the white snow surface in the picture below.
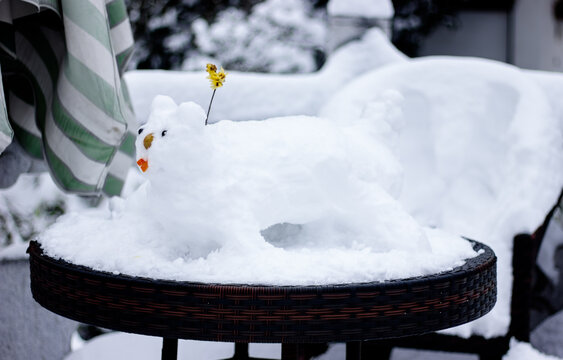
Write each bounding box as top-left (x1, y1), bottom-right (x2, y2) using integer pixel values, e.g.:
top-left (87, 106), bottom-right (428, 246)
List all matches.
top-left (320, 56), bottom-right (563, 337)
top-left (0, 242), bottom-right (29, 261)
top-left (503, 339), bottom-right (562, 360)
top-left (39, 95), bottom-right (477, 285)
top-left (327, 0), bottom-right (394, 18)
top-left (65, 333), bottom-right (563, 360)
top-left (65, 332), bottom-right (244, 360)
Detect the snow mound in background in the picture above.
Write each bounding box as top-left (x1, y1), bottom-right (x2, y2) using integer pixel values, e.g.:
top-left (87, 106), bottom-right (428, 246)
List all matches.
top-left (124, 28), bottom-right (406, 125)
top-left (39, 95), bottom-right (477, 286)
top-left (321, 56), bottom-right (563, 337)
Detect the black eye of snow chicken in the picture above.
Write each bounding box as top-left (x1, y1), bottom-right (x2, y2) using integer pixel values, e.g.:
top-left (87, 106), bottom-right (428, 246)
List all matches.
top-left (138, 127), bottom-right (144, 135)
top-left (162, 130), bottom-right (167, 137)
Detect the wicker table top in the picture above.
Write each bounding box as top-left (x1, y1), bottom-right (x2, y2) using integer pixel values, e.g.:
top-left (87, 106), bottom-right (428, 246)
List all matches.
top-left (28, 239), bottom-right (496, 345)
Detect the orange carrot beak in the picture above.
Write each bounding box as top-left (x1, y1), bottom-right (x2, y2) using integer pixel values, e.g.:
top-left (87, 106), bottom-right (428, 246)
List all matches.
top-left (137, 158), bottom-right (148, 172)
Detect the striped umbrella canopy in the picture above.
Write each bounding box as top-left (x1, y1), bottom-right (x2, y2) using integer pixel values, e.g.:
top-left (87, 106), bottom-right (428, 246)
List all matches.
top-left (0, 0), bottom-right (136, 196)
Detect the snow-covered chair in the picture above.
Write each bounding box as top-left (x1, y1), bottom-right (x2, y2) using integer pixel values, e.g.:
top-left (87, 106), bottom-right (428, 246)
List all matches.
top-left (319, 57), bottom-right (563, 359)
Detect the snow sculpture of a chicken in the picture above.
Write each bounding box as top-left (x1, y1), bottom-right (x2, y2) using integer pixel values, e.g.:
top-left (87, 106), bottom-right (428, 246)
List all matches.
top-left (136, 95), bottom-right (429, 259)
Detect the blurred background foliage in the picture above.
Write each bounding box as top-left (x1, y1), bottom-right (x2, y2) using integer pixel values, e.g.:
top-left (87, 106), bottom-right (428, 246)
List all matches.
top-left (125, 0), bottom-right (466, 72)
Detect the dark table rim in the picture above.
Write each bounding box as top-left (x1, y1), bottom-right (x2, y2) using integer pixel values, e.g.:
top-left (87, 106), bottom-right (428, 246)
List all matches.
top-left (28, 239), bottom-right (496, 343)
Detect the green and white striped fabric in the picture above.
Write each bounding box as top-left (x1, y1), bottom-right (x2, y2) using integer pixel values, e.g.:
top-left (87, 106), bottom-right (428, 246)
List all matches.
top-left (0, 64), bottom-right (12, 151)
top-left (0, 0), bottom-right (136, 196)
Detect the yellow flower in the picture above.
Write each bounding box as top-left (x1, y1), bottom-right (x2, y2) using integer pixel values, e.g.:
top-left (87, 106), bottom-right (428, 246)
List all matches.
top-left (206, 64), bottom-right (227, 89)
top-left (216, 68), bottom-right (226, 80)
top-left (206, 63), bottom-right (217, 73)
top-left (204, 63), bottom-right (227, 124)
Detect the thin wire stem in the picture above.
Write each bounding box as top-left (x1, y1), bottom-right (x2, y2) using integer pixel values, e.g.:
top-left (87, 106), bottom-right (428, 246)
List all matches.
top-left (205, 89), bottom-right (216, 126)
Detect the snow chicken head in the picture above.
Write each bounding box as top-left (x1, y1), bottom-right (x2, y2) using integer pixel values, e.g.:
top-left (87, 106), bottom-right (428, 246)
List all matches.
top-left (135, 95), bottom-right (207, 174)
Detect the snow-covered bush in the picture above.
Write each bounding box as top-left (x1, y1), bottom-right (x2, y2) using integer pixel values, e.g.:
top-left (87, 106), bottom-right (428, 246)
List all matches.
top-left (125, 0), bottom-right (465, 71)
top-left (0, 174), bottom-right (98, 248)
top-left (125, 0), bottom-right (258, 69)
top-left (126, 0), bottom-right (326, 72)
top-left (184, 0), bottom-right (327, 73)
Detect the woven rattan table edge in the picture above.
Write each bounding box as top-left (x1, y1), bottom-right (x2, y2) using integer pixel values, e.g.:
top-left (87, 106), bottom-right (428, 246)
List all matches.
top-left (28, 239), bottom-right (497, 343)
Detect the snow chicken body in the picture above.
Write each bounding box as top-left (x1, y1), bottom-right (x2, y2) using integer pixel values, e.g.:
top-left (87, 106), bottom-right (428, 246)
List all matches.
top-left (135, 95), bottom-right (429, 259)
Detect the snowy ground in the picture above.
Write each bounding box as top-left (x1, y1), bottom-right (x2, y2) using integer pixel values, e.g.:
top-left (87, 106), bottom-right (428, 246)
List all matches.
top-left (68, 331), bottom-right (474, 360)
top-left (67, 332), bottom-right (475, 360)
top-left (65, 313), bottom-right (563, 360)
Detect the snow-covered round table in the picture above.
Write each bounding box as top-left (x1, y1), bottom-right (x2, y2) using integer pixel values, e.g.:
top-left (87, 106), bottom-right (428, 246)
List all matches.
top-left (27, 240), bottom-right (496, 360)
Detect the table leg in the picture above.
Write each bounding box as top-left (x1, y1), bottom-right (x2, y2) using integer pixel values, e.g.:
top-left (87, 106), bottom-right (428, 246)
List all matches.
top-left (346, 342), bottom-right (362, 360)
top-left (233, 343), bottom-right (250, 359)
top-left (162, 338), bottom-right (178, 360)
top-left (281, 344), bottom-right (306, 360)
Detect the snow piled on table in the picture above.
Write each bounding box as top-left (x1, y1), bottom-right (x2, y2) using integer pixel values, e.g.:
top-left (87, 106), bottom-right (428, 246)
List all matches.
top-left (327, 0), bottom-right (394, 18)
top-left (320, 57), bottom-right (563, 337)
top-left (39, 94), bottom-right (477, 285)
top-left (37, 31), bottom-right (563, 335)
